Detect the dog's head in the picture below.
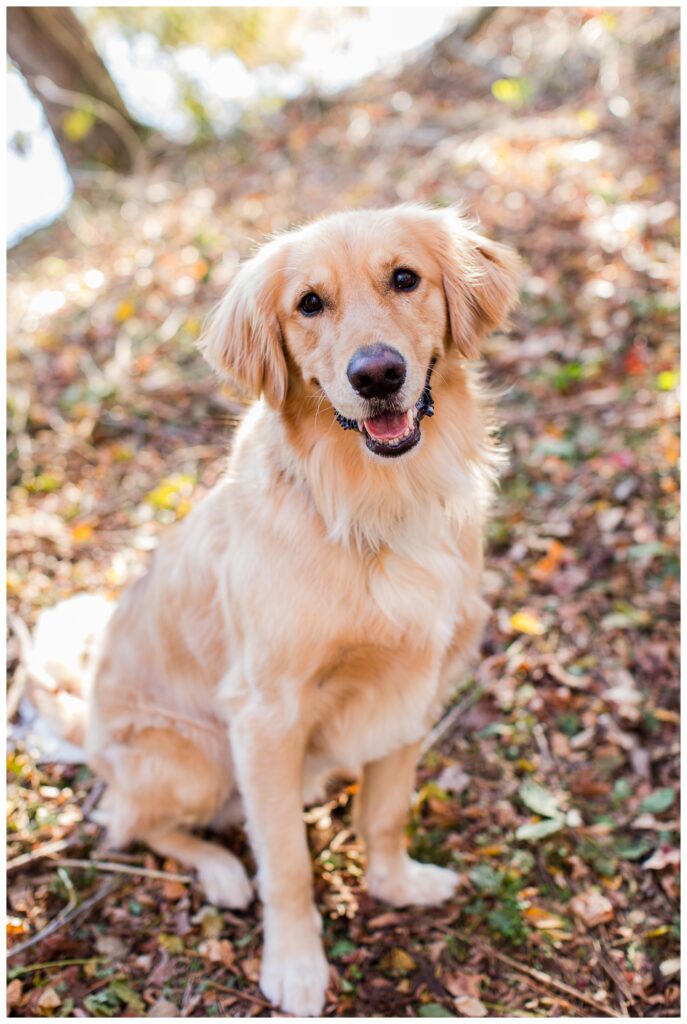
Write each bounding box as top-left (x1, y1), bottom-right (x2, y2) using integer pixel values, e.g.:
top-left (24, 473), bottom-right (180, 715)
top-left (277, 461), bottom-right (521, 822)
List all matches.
top-left (200, 205), bottom-right (519, 459)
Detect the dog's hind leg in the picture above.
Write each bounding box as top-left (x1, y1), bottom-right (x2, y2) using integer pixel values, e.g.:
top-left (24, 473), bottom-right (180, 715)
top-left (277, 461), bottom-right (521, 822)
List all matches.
top-left (91, 728), bottom-right (252, 909)
top-left (146, 828), bottom-right (253, 909)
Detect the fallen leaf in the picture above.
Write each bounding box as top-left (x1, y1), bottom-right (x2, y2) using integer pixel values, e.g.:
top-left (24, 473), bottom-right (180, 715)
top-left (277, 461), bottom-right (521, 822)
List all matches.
top-left (436, 764), bottom-right (471, 794)
top-left (642, 846), bottom-right (680, 871)
top-left (444, 973), bottom-right (484, 999)
top-left (199, 937), bottom-right (236, 969)
top-left (639, 787), bottom-right (675, 814)
top-left (157, 932), bottom-right (184, 954)
top-left (516, 817), bottom-right (565, 841)
top-left (37, 987), bottom-right (62, 1010)
top-left (570, 890), bottom-right (614, 927)
top-left (524, 906), bottom-right (565, 929)
top-left (384, 947), bottom-right (416, 973)
top-left (6, 979), bottom-right (23, 1009)
top-left (191, 905), bottom-right (225, 938)
top-left (518, 779), bottom-right (563, 817)
top-left (454, 995), bottom-right (488, 1017)
top-left (95, 933), bottom-right (127, 958)
top-left (510, 610), bottom-right (546, 635)
top-left (147, 996), bottom-right (180, 1017)
top-left (659, 958), bottom-right (680, 978)
top-left (419, 1003), bottom-right (457, 1017)
top-left (162, 879), bottom-right (187, 900)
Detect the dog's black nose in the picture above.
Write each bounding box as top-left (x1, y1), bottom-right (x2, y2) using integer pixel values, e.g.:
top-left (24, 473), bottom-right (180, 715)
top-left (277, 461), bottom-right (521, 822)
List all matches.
top-left (346, 344), bottom-right (406, 399)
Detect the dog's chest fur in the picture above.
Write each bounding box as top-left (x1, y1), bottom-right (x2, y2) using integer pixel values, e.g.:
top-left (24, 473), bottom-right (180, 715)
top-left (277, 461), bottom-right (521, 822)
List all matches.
top-left (298, 517), bottom-right (473, 780)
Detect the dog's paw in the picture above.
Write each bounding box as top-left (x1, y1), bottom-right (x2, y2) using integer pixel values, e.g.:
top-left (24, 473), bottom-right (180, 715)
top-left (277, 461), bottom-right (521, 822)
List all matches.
top-left (197, 850), bottom-right (253, 910)
top-left (368, 858), bottom-right (459, 907)
top-left (260, 942), bottom-right (330, 1017)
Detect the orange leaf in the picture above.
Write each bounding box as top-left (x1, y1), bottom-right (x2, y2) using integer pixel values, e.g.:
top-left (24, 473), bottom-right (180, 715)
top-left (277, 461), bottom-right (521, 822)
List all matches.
top-left (532, 539), bottom-right (566, 580)
top-left (70, 523), bottom-right (94, 543)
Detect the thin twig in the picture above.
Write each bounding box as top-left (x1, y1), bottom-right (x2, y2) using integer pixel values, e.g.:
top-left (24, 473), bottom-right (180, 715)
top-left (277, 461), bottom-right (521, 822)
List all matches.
top-left (9, 957), bottom-right (106, 978)
top-left (53, 857), bottom-right (193, 883)
top-left (7, 874), bottom-right (121, 960)
top-left (481, 943), bottom-right (624, 1018)
top-left (422, 685), bottom-right (482, 754)
top-left (202, 978), bottom-right (275, 1011)
top-left (7, 837), bottom-right (76, 873)
top-left (81, 779), bottom-right (106, 819)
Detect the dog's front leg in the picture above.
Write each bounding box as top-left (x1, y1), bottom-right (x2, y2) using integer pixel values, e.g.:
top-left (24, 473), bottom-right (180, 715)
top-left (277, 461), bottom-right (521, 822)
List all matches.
top-left (230, 705), bottom-right (329, 1017)
top-left (357, 741), bottom-right (459, 907)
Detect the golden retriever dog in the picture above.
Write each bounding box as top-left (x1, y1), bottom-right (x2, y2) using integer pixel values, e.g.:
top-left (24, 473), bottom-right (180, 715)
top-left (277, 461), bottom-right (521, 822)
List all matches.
top-left (29, 204), bottom-right (519, 1016)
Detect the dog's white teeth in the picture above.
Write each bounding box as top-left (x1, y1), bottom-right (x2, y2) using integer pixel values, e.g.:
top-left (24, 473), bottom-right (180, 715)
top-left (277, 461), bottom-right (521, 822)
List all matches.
top-left (406, 409), bottom-right (415, 428)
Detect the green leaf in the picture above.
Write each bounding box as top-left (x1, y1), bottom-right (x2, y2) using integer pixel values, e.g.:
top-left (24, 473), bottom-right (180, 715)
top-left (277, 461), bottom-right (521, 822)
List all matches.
top-left (469, 864), bottom-right (502, 895)
top-left (330, 938), bottom-right (357, 959)
top-left (640, 788), bottom-right (675, 814)
top-left (515, 817), bottom-right (565, 841)
top-left (109, 980), bottom-right (145, 1014)
top-left (419, 1003), bottom-right (457, 1017)
top-left (487, 900), bottom-right (528, 944)
top-left (614, 836), bottom-right (654, 861)
top-left (518, 779), bottom-right (562, 818)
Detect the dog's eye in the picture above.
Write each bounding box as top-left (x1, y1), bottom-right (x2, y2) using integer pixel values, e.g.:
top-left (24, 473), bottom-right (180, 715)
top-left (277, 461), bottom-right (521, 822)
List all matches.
top-left (392, 268), bottom-right (420, 292)
top-left (298, 292), bottom-right (324, 316)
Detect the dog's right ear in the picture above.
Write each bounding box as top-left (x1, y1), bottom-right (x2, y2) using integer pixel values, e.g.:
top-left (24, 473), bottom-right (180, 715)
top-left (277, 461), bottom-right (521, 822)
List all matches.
top-left (198, 243), bottom-right (288, 409)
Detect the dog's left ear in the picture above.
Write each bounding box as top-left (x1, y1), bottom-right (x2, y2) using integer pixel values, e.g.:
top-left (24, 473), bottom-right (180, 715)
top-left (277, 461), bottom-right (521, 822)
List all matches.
top-left (437, 212), bottom-right (520, 359)
top-left (198, 242), bottom-right (288, 409)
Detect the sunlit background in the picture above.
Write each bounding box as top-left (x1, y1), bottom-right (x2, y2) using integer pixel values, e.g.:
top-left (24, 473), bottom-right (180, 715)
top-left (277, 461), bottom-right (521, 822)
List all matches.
top-left (7, 6), bottom-right (463, 244)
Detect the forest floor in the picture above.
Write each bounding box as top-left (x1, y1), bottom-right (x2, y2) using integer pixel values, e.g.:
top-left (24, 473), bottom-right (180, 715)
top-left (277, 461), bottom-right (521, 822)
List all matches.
top-left (7, 8), bottom-right (680, 1018)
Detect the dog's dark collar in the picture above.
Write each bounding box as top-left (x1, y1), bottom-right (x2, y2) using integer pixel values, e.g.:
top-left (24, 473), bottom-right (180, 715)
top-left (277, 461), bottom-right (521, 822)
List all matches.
top-left (334, 356), bottom-right (437, 433)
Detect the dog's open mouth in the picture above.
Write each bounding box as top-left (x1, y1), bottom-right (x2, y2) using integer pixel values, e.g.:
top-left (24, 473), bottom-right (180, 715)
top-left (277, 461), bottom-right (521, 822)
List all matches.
top-left (361, 407), bottom-right (421, 457)
top-left (334, 357), bottom-right (436, 459)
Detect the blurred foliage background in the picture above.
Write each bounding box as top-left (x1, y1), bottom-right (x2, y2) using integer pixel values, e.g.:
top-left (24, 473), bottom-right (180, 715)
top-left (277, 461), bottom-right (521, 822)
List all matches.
top-left (7, 6), bottom-right (680, 1019)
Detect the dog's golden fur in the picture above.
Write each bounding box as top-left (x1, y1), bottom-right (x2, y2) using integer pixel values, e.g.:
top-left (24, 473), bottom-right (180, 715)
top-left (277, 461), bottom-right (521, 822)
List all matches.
top-left (31, 204), bottom-right (519, 1016)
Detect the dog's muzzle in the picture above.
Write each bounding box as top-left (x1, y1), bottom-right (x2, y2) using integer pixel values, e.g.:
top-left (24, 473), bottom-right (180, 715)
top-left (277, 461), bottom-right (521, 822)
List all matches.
top-left (335, 357), bottom-right (436, 458)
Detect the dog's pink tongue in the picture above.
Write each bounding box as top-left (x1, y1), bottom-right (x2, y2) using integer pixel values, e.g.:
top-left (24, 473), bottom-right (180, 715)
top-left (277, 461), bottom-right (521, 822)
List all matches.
top-left (364, 411), bottom-right (407, 440)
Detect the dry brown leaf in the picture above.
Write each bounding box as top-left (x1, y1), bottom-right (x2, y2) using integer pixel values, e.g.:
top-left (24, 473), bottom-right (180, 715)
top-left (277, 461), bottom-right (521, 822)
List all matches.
top-left (147, 996), bottom-right (180, 1017)
top-left (445, 972), bottom-right (484, 1000)
top-left (162, 879), bottom-right (187, 900)
top-left (642, 846), bottom-right (680, 871)
top-left (386, 947), bottom-right (416, 973)
top-left (570, 890), bottom-right (614, 927)
top-left (95, 933), bottom-right (127, 958)
top-left (240, 957), bottom-right (261, 982)
top-left (37, 986), bottom-right (62, 1010)
top-left (524, 906), bottom-right (565, 929)
top-left (199, 938), bottom-right (236, 968)
top-left (6, 979), bottom-right (23, 1009)
top-left (454, 995), bottom-right (488, 1017)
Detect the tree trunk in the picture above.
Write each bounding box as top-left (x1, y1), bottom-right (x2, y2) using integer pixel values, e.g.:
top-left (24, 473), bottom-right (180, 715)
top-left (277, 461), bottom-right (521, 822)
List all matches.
top-left (7, 6), bottom-right (144, 172)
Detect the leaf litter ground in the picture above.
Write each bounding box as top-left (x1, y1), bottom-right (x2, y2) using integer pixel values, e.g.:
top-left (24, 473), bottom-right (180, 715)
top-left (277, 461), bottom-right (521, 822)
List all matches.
top-left (7, 8), bottom-right (679, 1018)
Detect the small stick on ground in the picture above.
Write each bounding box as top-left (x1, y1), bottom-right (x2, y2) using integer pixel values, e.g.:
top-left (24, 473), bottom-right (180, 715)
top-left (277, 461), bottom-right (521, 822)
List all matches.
top-left (52, 857), bottom-right (193, 883)
top-left (482, 943), bottom-right (625, 1018)
top-left (7, 874), bottom-right (122, 960)
top-left (202, 979), bottom-right (275, 1011)
top-left (8, 837), bottom-right (77, 873)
